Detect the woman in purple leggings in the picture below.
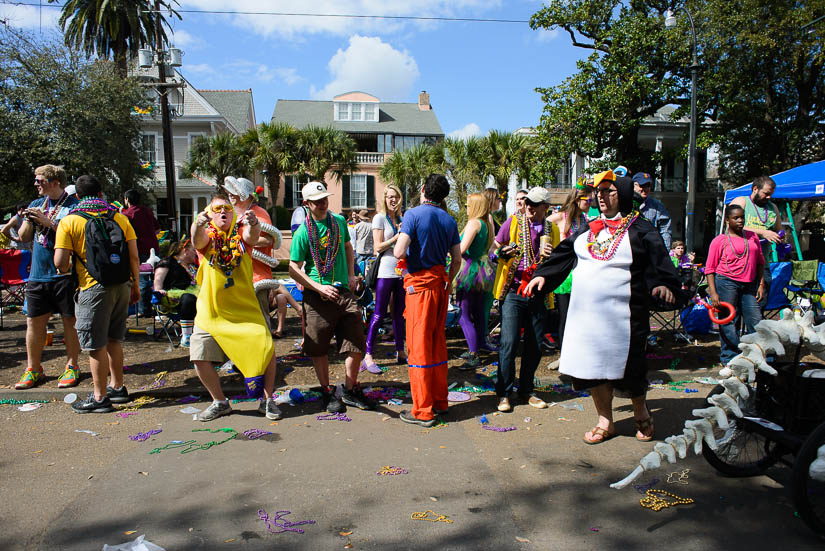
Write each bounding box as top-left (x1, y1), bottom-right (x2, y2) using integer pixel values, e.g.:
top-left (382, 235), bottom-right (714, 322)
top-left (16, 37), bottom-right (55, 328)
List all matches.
top-left (455, 193), bottom-right (496, 370)
top-left (362, 184), bottom-right (407, 372)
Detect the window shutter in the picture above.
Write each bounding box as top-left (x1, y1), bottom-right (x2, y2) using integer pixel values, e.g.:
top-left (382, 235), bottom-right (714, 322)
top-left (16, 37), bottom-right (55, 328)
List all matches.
top-left (342, 175), bottom-right (350, 209)
top-left (367, 175), bottom-right (375, 209)
top-left (283, 176), bottom-right (293, 209)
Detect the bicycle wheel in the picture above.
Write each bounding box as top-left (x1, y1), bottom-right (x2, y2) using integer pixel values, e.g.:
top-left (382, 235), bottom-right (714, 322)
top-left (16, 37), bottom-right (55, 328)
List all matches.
top-left (792, 421), bottom-right (825, 537)
top-left (701, 384), bottom-right (781, 477)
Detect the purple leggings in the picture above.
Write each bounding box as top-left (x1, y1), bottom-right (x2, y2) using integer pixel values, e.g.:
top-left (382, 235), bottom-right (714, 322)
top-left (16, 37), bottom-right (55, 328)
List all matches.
top-left (365, 277), bottom-right (406, 354)
top-left (458, 289), bottom-right (485, 353)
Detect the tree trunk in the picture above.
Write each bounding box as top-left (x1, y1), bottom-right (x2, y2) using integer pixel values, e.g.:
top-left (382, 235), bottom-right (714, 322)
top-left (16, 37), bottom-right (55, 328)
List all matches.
top-left (267, 171), bottom-right (281, 207)
top-left (113, 43), bottom-right (128, 79)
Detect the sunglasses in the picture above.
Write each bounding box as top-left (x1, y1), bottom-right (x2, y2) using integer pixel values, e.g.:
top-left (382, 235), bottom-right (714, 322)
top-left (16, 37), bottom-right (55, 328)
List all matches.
top-left (211, 204), bottom-right (233, 214)
top-left (577, 196), bottom-right (592, 203)
top-left (595, 188), bottom-right (618, 197)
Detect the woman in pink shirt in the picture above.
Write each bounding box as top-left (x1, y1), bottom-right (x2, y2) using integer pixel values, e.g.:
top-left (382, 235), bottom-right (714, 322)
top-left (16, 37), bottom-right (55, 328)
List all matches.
top-left (705, 204), bottom-right (766, 366)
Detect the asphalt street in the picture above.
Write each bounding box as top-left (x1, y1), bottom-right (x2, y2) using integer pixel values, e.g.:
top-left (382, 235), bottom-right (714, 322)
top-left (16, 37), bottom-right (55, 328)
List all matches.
top-left (1, 381), bottom-right (823, 550)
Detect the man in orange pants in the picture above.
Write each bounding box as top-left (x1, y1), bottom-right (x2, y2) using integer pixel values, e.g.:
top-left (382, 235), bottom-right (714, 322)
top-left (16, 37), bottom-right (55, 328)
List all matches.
top-left (394, 174), bottom-right (461, 427)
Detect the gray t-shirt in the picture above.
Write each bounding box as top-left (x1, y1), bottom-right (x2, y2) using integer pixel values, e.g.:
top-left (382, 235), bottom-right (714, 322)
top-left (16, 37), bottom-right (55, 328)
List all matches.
top-left (353, 221), bottom-right (374, 255)
top-left (372, 213), bottom-right (400, 279)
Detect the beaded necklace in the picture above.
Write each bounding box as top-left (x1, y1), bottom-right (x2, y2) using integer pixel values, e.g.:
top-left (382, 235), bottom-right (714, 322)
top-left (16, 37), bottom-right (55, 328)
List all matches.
top-left (304, 212), bottom-right (340, 277)
top-left (751, 197), bottom-right (772, 224)
top-left (519, 213), bottom-right (551, 267)
top-left (722, 231), bottom-right (749, 276)
top-left (35, 191), bottom-right (69, 246)
top-left (586, 212), bottom-right (639, 261)
top-left (421, 200), bottom-right (440, 207)
top-left (566, 212), bottom-right (588, 238)
top-left (69, 197), bottom-right (116, 214)
top-left (206, 221), bottom-right (245, 288)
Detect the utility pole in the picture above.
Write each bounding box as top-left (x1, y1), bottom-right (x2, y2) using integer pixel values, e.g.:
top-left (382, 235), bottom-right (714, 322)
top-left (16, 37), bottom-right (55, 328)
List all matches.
top-left (155, 0), bottom-right (177, 236)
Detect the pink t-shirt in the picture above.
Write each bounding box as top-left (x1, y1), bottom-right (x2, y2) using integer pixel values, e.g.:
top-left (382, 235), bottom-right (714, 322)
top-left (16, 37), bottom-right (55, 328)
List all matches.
top-left (705, 230), bottom-right (764, 283)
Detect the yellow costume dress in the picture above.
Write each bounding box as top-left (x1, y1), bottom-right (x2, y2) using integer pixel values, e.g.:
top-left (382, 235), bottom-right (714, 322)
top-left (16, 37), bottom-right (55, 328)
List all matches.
top-left (195, 219), bottom-right (274, 398)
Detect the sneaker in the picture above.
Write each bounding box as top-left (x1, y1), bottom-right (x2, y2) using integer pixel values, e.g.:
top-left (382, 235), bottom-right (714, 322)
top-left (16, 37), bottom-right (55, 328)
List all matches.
top-left (258, 398), bottom-right (282, 420)
top-left (497, 397), bottom-right (512, 412)
top-left (457, 353), bottom-right (481, 371)
top-left (480, 340), bottom-right (499, 353)
top-left (321, 386), bottom-right (346, 413)
top-left (399, 409), bottom-right (435, 427)
top-left (179, 334), bottom-right (191, 348)
top-left (523, 393), bottom-right (548, 409)
top-left (198, 400), bottom-right (232, 422)
top-left (457, 350), bottom-right (473, 361)
top-left (72, 394), bottom-right (114, 414)
top-left (15, 368), bottom-right (44, 390)
top-left (57, 365), bottom-right (80, 388)
top-left (106, 385), bottom-right (130, 404)
top-left (342, 383), bottom-right (377, 411)
top-left (434, 407), bottom-right (448, 416)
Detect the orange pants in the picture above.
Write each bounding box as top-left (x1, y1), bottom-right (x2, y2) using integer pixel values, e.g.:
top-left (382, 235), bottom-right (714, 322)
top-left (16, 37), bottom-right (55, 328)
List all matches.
top-left (404, 266), bottom-right (449, 421)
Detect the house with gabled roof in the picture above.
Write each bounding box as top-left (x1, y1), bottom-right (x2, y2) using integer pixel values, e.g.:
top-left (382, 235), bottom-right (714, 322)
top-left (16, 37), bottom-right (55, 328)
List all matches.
top-left (132, 66), bottom-right (256, 232)
top-left (271, 91), bottom-right (444, 213)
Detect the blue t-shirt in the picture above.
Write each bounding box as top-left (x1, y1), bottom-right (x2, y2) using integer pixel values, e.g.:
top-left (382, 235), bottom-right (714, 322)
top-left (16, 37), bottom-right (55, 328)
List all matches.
top-left (400, 204), bottom-right (460, 274)
top-left (27, 194), bottom-right (79, 282)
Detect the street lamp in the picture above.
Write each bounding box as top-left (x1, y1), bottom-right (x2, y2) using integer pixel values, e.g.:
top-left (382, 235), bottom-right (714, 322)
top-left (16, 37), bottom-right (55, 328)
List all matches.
top-left (665, 8), bottom-right (700, 253)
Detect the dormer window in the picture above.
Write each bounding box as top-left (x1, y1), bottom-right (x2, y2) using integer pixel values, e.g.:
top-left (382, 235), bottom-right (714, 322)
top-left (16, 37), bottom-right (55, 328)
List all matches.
top-left (334, 101), bottom-right (379, 122)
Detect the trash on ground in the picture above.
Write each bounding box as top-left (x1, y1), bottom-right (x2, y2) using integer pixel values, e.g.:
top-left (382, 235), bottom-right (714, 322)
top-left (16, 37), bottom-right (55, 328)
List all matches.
top-left (17, 403), bottom-right (42, 411)
top-left (179, 406), bottom-right (201, 414)
top-left (102, 534), bottom-right (165, 551)
top-left (63, 393), bottom-right (78, 404)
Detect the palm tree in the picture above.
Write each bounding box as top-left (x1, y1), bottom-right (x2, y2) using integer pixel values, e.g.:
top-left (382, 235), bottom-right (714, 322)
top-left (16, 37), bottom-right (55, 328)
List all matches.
top-left (294, 125), bottom-right (358, 184)
top-left (182, 133), bottom-right (249, 187)
top-left (440, 136), bottom-right (487, 227)
top-left (380, 143), bottom-right (440, 208)
top-left (482, 130), bottom-right (529, 195)
top-left (241, 122), bottom-right (298, 206)
top-left (56, 0), bottom-right (181, 77)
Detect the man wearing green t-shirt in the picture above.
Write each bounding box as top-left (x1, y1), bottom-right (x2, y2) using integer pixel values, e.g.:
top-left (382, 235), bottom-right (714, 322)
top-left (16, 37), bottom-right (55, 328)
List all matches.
top-left (289, 181), bottom-right (376, 413)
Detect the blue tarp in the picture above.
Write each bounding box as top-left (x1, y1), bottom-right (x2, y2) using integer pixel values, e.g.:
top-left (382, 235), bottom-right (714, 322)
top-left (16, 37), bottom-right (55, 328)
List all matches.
top-left (723, 159), bottom-right (825, 204)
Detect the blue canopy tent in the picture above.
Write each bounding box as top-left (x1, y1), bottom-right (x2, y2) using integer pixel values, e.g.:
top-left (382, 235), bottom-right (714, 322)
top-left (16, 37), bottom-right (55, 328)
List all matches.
top-left (722, 159), bottom-right (825, 310)
top-left (722, 159), bottom-right (825, 260)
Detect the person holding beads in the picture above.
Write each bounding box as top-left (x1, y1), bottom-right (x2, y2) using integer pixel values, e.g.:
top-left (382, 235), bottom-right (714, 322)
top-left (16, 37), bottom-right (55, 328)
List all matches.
top-left (548, 183), bottom-right (592, 350)
top-left (394, 174), bottom-right (461, 427)
top-left (455, 193), bottom-right (496, 370)
top-left (704, 204), bottom-right (765, 367)
top-left (362, 184), bottom-right (406, 372)
top-left (189, 193), bottom-right (280, 422)
top-left (289, 182), bottom-right (376, 413)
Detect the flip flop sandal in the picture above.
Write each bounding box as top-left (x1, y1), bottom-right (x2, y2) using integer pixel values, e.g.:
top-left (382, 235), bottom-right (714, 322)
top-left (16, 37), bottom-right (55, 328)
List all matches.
top-left (635, 416), bottom-right (654, 442)
top-left (583, 426), bottom-right (616, 445)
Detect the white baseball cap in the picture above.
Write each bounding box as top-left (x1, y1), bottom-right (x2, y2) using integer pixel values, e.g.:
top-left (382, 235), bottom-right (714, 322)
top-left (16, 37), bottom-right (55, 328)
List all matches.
top-left (301, 181), bottom-right (331, 201)
top-left (525, 187), bottom-right (551, 204)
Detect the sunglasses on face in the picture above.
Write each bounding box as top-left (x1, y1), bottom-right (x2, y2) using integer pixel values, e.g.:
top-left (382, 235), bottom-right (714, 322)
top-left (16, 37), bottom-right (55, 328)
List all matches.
top-left (34, 179), bottom-right (49, 185)
top-left (211, 204), bottom-right (233, 214)
top-left (577, 196), bottom-right (592, 203)
top-left (595, 188), bottom-right (618, 197)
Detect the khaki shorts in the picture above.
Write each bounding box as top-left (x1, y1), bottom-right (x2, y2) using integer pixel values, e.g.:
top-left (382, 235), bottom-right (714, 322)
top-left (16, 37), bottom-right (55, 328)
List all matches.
top-left (75, 283), bottom-right (130, 351)
top-left (189, 325), bottom-right (228, 364)
top-left (302, 288), bottom-right (365, 357)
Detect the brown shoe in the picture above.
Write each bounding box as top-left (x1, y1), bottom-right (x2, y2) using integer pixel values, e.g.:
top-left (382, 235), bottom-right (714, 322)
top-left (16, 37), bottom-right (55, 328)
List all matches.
top-left (497, 397), bottom-right (511, 412)
top-left (635, 416), bottom-right (654, 442)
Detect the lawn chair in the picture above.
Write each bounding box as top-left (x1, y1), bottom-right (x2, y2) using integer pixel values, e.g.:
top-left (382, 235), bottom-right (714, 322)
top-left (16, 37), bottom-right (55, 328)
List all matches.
top-left (0, 249), bottom-right (31, 329)
top-left (649, 269), bottom-right (702, 343)
top-left (150, 291), bottom-right (182, 347)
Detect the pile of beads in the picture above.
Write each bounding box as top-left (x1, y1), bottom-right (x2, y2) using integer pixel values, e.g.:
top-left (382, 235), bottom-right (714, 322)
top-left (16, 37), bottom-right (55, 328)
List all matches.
top-left (316, 412), bottom-right (351, 422)
top-left (129, 429), bottom-right (162, 442)
top-left (376, 465), bottom-right (408, 476)
top-left (639, 489), bottom-right (694, 511)
top-left (0, 398), bottom-right (49, 405)
top-left (483, 425), bottom-right (517, 432)
top-left (243, 429), bottom-right (272, 440)
top-left (257, 509), bottom-right (315, 534)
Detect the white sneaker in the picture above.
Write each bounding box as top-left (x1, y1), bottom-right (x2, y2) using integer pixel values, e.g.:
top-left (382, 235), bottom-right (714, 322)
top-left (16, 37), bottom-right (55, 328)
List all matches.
top-left (259, 398), bottom-right (282, 420)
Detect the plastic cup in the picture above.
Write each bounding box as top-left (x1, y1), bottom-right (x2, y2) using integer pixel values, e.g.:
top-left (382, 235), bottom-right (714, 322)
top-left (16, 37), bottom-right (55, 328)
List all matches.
top-left (64, 393), bottom-right (77, 404)
top-left (45, 330), bottom-right (54, 346)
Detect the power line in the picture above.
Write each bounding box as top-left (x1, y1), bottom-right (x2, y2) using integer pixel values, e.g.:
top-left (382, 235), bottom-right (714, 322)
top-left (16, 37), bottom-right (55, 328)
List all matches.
top-left (8, 2), bottom-right (530, 24)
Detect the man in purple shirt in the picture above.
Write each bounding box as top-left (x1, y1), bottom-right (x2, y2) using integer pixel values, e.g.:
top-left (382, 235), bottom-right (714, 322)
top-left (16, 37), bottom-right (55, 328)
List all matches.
top-left (492, 187), bottom-right (558, 413)
top-left (121, 189), bottom-right (160, 316)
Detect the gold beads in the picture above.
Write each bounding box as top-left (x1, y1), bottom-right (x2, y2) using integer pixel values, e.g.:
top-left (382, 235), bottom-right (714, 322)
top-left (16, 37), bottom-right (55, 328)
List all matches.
top-left (639, 489), bottom-right (694, 511)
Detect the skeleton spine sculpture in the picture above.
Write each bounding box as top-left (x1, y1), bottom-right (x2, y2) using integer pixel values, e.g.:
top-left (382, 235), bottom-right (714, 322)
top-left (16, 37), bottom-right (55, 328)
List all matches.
top-left (252, 222), bottom-right (283, 293)
top-left (610, 309), bottom-right (825, 490)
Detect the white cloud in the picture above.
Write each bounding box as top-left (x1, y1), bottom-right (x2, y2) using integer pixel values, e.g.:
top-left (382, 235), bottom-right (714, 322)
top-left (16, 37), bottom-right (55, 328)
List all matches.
top-left (310, 35), bottom-right (419, 101)
top-left (535, 28), bottom-right (560, 42)
top-left (448, 123), bottom-right (482, 140)
top-left (170, 29), bottom-right (204, 50)
top-left (183, 0), bottom-right (500, 39)
top-left (220, 60), bottom-right (303, 85)
top-left (0, 4), bottom-right (61, 30)
top-left (184, 63), bottom-right (215, 76)
top-left (274, 68), bottom-right (303, 85)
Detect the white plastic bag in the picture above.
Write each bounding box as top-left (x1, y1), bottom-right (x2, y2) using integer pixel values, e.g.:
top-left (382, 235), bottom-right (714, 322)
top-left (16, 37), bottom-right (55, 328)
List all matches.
top-left (102, 534), bottom-right (165, 551)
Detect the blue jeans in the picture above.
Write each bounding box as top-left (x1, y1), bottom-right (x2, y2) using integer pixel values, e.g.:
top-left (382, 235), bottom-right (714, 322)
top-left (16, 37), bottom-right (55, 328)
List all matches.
top-left (495, 291), bottom-right (546, 397)
top-left (715, 275), bottom-right (762, 365)
top-left (138, 272), bottom-right (153, 316)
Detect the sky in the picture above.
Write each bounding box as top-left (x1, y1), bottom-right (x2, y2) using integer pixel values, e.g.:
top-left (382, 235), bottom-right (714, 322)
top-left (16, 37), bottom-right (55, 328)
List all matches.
top-left (1, 1), bottom-right (590, 139)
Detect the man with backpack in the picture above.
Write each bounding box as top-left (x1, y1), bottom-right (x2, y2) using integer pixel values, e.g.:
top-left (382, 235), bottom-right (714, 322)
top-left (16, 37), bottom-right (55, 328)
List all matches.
top-left (55, 175), bottom-right (140, 413)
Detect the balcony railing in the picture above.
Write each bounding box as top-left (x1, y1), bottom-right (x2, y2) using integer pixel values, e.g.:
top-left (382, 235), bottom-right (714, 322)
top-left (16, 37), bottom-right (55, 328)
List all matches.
top-left (356, 152), bottom-right (387, 165)
top-left (660, 178), bottom-right (722, 193)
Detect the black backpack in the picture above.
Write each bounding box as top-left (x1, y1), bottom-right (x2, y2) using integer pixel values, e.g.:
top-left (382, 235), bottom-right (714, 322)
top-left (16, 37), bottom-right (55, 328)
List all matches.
top-left (75, 211), bottom-right (131, 286)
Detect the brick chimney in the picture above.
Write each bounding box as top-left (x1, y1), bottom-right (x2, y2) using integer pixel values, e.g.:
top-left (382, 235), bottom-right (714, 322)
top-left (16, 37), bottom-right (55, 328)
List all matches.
top-left (418, 90), bottom-right (430, 111)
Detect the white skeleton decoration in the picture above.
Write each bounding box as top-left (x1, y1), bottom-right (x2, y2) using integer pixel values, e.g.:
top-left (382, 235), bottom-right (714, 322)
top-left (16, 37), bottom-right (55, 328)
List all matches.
top-left (611, 309), bottom-right (825, 490)
top-left (250, 222), bottom-right (283, 293)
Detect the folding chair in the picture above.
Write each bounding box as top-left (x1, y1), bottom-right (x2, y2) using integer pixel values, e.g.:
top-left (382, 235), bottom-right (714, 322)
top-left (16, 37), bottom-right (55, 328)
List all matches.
top-left (151, 291), bottom-right (182, 347)
top-left (649, 277), bottom-right (698, 343)
top-left (0, 249), bottom-right (31, 329)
